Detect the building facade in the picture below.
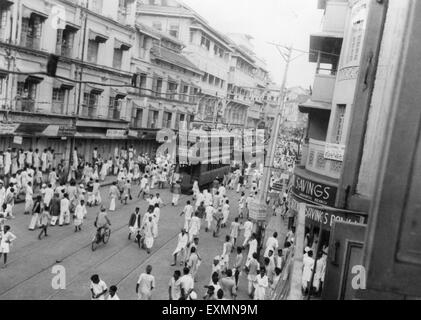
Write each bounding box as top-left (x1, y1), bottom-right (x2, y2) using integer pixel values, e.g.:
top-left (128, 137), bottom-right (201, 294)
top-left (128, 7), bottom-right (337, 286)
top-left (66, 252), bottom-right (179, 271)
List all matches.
top-left (291, 0), bottom-right (371, 299)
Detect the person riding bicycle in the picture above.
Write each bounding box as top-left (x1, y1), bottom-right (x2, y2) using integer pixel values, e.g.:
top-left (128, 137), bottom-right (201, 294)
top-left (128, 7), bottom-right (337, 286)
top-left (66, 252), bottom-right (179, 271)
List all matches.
top-left (94, 207), bottom-right (111, 240)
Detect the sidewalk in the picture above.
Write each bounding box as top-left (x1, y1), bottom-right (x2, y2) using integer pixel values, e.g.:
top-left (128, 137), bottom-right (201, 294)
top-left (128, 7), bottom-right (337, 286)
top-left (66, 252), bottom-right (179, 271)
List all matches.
top-left (14, 175), bottom-right (116, 204)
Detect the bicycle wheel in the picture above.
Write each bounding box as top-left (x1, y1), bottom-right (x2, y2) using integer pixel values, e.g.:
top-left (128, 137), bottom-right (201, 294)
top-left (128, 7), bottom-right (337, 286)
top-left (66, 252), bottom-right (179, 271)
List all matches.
top-left (91, 235), bottom-right (98, 251)
top-left (103, 229), bottom-right (111, 244)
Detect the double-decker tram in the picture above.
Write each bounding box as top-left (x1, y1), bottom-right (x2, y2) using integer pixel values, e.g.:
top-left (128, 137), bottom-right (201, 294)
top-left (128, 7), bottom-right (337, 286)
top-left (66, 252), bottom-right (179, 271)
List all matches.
top-left (176, 129), bottom-right (233, 194)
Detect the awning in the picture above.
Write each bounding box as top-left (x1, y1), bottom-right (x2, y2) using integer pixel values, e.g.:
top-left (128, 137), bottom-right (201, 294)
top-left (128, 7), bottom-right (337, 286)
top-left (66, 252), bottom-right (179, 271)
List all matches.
top-left (17, 75), bottom-right (44, 83)
top-left (135, 24), bottom-right (160, 40)
top-left (22, 6), bottom-right (48, 20)
top-left (65, 22), bottom-right (80, 31)
top-left (75, 132), bottom-right (127, 140)
top-left (0, 1), bottom-right (14, 9)
top-left (86, 84), bottom-right (104, 94)
top-left (54, 78), bottom-right (75, 90)
top-left (89, 30), bottom-right (109, 43)
top-left (111, 88), bottom-right (127, 99)
top-left (114, 39), bottom-right (131, 51)
top-left (309, 33), bottom-right (343, 64)
top-left (298, 99), bottom-right (331, 113)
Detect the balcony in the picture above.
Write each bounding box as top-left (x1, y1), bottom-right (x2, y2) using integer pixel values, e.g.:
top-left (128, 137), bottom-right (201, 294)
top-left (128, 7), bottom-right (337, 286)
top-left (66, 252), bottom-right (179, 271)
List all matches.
top-left (15, 99), bottom-right (36, 112)
top-left (312, 72), bottom-right (336, 103)
top-left (81, 105), bottom-right (97, 118)
top-left (304, 138), bottom-right (342, 180)
top-left (51, 102), bottom-right (65, 115)
top-left (108, 107), bottom-right (121, 120)
top-left (320, 0), bottom-right (348, 36)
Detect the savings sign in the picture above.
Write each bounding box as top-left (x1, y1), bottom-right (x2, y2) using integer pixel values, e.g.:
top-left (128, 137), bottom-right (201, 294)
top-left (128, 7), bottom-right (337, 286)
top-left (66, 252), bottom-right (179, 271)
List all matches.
top-left (293, 174), bottom-right (337, 207)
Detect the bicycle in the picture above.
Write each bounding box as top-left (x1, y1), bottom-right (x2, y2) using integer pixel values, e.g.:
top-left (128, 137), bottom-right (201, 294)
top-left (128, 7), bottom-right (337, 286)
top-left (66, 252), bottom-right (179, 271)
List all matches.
top-left (91, 227), bottom-right (111, 251)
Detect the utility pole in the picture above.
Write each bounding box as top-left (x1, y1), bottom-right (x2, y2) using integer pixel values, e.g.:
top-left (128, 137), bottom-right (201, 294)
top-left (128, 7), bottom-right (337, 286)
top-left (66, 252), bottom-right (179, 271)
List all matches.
top-left (250, 44), bottom-right (293, 253)
top-left (68, 0), bottom-right (89, 172)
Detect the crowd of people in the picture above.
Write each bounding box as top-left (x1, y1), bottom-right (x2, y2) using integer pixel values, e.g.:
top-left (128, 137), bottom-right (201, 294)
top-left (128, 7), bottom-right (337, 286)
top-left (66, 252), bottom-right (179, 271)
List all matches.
top-left (0, 141), bottom-right (298, 300)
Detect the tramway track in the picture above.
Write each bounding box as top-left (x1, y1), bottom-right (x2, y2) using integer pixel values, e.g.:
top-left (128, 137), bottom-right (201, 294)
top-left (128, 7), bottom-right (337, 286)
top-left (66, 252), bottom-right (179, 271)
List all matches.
top-left (0, 194), bottom-right (188, 299)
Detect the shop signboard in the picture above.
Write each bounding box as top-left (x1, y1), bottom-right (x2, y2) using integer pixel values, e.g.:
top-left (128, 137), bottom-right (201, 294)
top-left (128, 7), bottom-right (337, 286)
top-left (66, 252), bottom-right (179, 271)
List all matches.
top-left (292, 174), bottom-right (338, 207)
top-left (324, 142), bottom-right (345, 162)
top-left (106, 129), bottom-right (127, 138)
top-left (13, 136), bottom-right (23, 145)
top-left (0, 123), bottom-right (19, 135)
top-left (304, 205), bottom-right (367, 231)
top-left (128, 130), bottom-right (139, 138)
top-left (58, 125), bottom-right (76, 137)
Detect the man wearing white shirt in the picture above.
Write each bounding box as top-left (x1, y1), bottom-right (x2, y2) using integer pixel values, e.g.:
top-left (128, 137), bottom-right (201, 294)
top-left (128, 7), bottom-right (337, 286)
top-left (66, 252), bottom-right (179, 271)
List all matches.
top-left (264, 232), bottom-right (279, 258)
top-left (179, 267), bottom-right (194, 300)
top-left (107, 285), bottom-right (120, 300)
top-left (242, 218), bottom-right (254, 247)
top-left (246, 233), bottom-right (258, 267)
top-left (136, 265), bottom-right (155, 300)
top-left (181, 201), bottom-right (193, 231)
top-left (90, 274), bottom-right (107, 300)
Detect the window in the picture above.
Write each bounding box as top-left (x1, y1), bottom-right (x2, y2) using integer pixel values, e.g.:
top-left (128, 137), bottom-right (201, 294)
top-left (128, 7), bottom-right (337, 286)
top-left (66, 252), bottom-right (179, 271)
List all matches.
top-left (163, 111), bottom-right (172, 128)
top-left (201, 35), bottom-right (210, 50)
top-left (208, 74), bottom-right (214, 85)
top-left (20, 14), bottom-right (45, 50)
top-left (169, 24), bottom-right (179, 38)
top-left (108, 97), bottom-right (122, 120)
top-left (82, 92), bottom-right (99, 117)
top-left (190, 31), bottom-right (194, 43)
top-left (202, 73), bottom-right (208, 82)
top-left (132, 108), bottom-right (143, 128)
top-left (148, 110), bottom-right (159, 128)
top-left (152, 21), bottom-right (162, 31)
top-left (334, 105), bottom-right (346, 144)
top-left (0, 8), bottom-right (7, 40)
top-left (91, 0), bottom-right (103, 14)
top-left (138, 35), bottom-right (148, 58)
top-left (215, 77), bottom-right (220, 87)
top-left (16, 80), bottom-right (37, 112)
top-left (167, 81), bottom-right (178, 100)
top-left (113, 48), bottom-right (123, 69)
top-left (87, 40), bottom-right (99, 63)
top-left (52, 88), bottom-right (66, 114)
top-left (56, 26), bottom-right (76, 57)
top-left (348, 20), bottom-right (364, 64)
top-left (152, 77), bottom-right (163, 97)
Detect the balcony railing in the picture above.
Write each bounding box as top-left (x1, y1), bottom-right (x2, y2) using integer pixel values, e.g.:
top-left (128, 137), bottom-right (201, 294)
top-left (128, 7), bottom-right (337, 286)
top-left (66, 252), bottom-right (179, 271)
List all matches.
top-left (108, 107), bottom-right (121, 120)
top-left (51, 102), bottom-right (64, 115)
top-left (81, 105), bottom-right (97, 118)
top-left (304, 138), bottom-right (343, 180)
top-left (131, 118), bottom-right (143, 128)
top-left (24, 35), bottom-right (41, 50)
top-left (162, 119), bottom-right (172, 129)
top-left (312, 72), bottom-right (336, 103)
top-left (15, 99), bottom-right (36, 112)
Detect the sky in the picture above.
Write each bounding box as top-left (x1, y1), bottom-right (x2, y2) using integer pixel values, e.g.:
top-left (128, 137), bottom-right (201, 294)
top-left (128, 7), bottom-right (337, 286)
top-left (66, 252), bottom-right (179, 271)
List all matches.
top-left (180, 0), bottom-right (323, 89)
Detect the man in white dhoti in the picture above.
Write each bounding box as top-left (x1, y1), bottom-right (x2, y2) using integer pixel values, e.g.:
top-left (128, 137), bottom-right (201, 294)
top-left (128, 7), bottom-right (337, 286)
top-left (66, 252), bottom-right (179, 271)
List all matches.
top-left (180, 200), bottom-right (193, 231)
top-left (254, 267), bottom-right (269, 300)
top-left (108, 182), bottom-right (119, 212)
top-left (188, 212), bottom-right (201, 243)
top-left (302, 250), bottom-right (315, 293)
top-left (59, 193), bottom-right (71, 226)
top-left (74, 200), bottom-right (87, 232)
top-left (24, 182), bottom-right (33, 215)
top-left (242, 218), bottom-right (254, 248)
top-left (142, 216), bottom-right (157, 254)
top-left (172, 229), bottom-right (188, 266)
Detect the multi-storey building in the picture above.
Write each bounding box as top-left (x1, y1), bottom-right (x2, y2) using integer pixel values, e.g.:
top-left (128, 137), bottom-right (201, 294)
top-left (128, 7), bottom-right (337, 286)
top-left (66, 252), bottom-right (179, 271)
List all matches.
top-left (289, 0), bottom-right (370, 298)
top-left (0, 0), bottom-right (138, 164)
top-left (136, 0), bottom-right (233, 128)
top-left (136, 0), bottom-right (274, 130)
top-left (128, 21), bottom-right (202, 151)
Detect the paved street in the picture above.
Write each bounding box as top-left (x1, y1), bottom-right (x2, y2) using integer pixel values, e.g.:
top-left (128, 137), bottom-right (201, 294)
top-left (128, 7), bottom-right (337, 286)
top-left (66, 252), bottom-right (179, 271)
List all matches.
top-left (0, 182), bottom-right (285, 300)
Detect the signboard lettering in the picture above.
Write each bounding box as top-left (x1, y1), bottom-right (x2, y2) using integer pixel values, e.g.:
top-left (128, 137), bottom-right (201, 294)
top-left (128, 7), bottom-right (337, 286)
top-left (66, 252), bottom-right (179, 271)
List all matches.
top-left (324, 142), bottom-right (345, 162)
top-left (0, 123), bottom-right (19, 135)
top-left (106, 129), bottom-right (127, 138)
top-left (305, 206), bottom-right (366, 231)
top-left (293, 174), bottom-right (337, 207)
